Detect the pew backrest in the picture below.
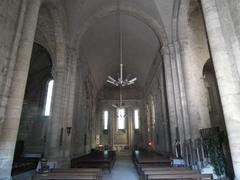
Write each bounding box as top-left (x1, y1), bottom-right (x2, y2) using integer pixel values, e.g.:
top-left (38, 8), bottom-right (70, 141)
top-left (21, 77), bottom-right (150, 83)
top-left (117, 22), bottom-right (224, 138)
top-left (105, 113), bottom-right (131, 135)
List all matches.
top-left (141, 167), bottom-right (189, 171)
top-left (32, 174), bottom-right (98, 180)
top-left (144, 170), bottom-right (198, 175)
top-left (32, 170), bottom-right (102, 180)
top-left (148, 173), bottom-right (212, 180)
top-left (51, 168), bottom-right (102, 174)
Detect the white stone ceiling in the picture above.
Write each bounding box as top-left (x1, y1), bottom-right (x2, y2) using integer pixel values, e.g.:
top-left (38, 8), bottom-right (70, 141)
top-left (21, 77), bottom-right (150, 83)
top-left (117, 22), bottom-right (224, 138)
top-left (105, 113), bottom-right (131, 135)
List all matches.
top-left (63, 0), bottom-right (174, 89)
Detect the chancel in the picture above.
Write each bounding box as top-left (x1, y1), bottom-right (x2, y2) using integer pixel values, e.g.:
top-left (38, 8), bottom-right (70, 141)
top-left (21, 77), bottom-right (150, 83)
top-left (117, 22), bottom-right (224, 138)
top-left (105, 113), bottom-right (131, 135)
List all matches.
top-left (0, 0), bottom-right (240, 180)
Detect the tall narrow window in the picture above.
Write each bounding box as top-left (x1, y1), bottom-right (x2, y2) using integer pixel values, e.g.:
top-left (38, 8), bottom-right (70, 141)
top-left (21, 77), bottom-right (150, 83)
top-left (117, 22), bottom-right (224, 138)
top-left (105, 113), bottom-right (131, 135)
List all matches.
top-left (117, 108), bottom-right (125, 130)
top-left (134, 109), bottom-right (140, 129)
top-left (103, 110), bottom-right (109, 130)
top-left (44, 80), bottom-right (54, 116)
top-left (150, 96), bottom-right (156, 126)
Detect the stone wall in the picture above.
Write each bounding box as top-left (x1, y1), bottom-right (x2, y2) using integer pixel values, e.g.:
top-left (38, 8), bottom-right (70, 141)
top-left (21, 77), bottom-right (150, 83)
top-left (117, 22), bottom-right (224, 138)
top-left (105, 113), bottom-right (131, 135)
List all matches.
top-left (71, 61), bottom-right (97, 158)
top-left (178, 0), bottom-right (211, 140)
top-left (143, 53), bottom-right (171, 153)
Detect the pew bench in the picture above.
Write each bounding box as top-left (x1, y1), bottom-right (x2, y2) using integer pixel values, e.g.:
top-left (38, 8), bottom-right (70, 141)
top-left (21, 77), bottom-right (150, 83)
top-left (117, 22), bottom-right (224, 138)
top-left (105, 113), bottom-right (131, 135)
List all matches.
top-left (135, 163), bottom-right (172, 174)
top-left (139, 167), bottom-right (190, 179)
top-left (147, 173), bottom-right (212, 180)
top-left (142, 169), bottom-right (198, 180)
top-left (132, 150), bottom-right (171, 174)
top-left (33, 168), bottom-right (102, 180)
top-left (71, 151), bottom-right (116, 173)
top-left (50, 168), bottom-right (102, 179)
top-left (32, 174), bottom-right (98, 180)
top-left (141, 167), bottom-right (190, 172)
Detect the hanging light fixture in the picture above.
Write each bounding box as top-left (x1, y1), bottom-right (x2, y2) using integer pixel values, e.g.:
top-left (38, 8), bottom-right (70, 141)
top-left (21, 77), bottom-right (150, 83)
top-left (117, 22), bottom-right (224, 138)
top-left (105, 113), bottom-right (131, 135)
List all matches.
top-left (106, 0), bottom-right (137, 87)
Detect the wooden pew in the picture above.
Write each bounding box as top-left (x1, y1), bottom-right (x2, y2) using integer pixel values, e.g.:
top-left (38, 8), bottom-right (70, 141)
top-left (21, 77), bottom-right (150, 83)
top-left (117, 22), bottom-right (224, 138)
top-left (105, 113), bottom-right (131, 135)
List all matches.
top-left (32, 174), bottom-right (98, 180)
top-left (141, 167), bottom-right (190, 171)
top-left (147, 173), bottom-right (212, 179)
top-left (137, 164), bottom-right (180, 175)
top-left (51, 168), bottom-right (101, 173)
top-left (33, 168), bottom-right (102, 180)
top-left (71, 151), bottom-right (116, 173)
top-left (140, 167), bottom-right (191, 180)
top-left (142, 170), bottom-right (198, 180)
top-left (132, 150), bottom-right (171, 174)
top-left (50, 168), bottom-right (102, 179)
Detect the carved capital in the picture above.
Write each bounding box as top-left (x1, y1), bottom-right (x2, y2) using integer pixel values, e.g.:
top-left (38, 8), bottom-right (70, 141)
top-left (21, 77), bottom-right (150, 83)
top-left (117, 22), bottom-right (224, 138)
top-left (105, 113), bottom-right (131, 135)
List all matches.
top-left (160, 46), bottom-right (170, 55)
top-left (51, 67), bottom-right (66, 78)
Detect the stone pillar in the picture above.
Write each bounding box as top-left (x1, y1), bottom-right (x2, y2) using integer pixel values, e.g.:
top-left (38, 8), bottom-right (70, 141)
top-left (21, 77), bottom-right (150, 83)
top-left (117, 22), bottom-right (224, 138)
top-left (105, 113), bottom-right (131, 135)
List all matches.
top-left (0, 0), bottom-right (26, 130)
top-left (168, 44), bottom-right (186, 143)
top-left (201, 0), bottom-right (240, 179)
top-left (62, 48), bottom-right (78, 167)
top-left (173, 41), bottom-right (192, 139)
top-left (159, 66), bottom-right (171, 152)
top-left (45, 67), bottom-right (66, 166)
top-left (0, 0), bottom-right (41, 179)
top-left (161, 46), bottom-right (178, 148)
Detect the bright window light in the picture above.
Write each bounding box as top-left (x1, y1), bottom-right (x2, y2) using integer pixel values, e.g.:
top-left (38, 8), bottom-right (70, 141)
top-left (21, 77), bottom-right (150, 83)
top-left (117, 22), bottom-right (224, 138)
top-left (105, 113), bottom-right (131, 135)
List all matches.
top-left (44, 80), bottom-right (54, 116)
top-left (117, 108), bottom-right (125, 130)
top-left (103, 110), bottom-right (109, 130)
top-left (134, 109), bottom-right (140, 129)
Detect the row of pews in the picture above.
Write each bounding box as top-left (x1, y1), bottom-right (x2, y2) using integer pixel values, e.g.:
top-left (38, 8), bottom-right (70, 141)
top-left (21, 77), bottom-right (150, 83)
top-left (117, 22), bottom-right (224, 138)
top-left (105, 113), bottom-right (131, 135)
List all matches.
top-left (71, 150), bottom-right (116, 173)
top-left (32, 168), bottom-right (102, 180)
top-left (139, 167), bottom-right (212, 180)
top-left (132, 149), bottom-right (172, 174)
top-left (33, 150), bottom-right (116, 179)
top-left (133, 149), bottom-right (213, 180)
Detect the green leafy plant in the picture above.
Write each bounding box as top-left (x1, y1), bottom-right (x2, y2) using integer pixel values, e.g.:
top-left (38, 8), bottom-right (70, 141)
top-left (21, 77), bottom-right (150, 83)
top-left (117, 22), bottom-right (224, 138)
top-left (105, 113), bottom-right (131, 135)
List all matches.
top-left (206, 134), bottom-right (225, 176)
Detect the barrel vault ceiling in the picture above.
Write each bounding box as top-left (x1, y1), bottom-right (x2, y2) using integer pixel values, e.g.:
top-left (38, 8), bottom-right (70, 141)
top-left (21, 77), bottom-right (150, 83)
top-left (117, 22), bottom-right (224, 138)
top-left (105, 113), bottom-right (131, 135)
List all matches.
top-left (63, 0), bottom-right (174, 89)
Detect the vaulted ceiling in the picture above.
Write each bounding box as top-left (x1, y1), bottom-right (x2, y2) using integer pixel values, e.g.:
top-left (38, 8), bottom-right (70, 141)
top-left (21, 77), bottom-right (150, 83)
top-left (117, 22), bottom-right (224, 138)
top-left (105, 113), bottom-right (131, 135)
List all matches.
top-left (63, 0), bottom-right (174, 89)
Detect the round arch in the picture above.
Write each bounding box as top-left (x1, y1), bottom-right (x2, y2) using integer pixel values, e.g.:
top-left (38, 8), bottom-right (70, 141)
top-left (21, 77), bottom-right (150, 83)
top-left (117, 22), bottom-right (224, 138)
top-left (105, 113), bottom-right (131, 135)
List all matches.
top-left (37, 1), bottom-right (67, 70)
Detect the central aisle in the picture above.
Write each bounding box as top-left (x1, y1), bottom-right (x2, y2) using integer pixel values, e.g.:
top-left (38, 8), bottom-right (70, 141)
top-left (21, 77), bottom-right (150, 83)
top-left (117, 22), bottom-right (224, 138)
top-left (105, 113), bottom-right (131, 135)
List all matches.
top-left (103, 153), bottom-right (138, 180)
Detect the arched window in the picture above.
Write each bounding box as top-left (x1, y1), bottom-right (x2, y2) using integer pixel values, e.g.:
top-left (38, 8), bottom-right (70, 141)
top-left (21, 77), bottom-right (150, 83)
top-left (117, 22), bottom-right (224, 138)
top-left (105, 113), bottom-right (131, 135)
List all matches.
top-left (150, 96), bottom-right (156, 126)
top-left (134, 109), bottom-right (140, 129)
top-left (117, 108), bottom-right (125, 130)
top-left (44, 79), bottom-right (54, 116)
top-left (103, 110), bottom-right (109, 130)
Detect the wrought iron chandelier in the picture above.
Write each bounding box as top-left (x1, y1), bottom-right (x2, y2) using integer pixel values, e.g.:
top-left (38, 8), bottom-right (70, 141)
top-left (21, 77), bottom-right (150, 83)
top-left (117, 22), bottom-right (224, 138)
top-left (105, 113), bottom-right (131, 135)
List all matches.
top-left (106, 0), bottom-right (137, 87)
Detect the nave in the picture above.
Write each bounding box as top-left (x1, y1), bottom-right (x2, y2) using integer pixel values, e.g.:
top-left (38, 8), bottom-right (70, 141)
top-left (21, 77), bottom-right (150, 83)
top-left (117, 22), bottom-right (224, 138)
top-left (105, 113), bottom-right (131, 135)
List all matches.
top-left (1, 0), bottom-right (240, 179)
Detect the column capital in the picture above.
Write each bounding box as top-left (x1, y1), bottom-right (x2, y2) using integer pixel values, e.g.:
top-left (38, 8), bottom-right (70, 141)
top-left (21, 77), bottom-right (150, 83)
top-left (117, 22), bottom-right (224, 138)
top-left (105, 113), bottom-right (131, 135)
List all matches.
top-left (51, 66), bottom-right (66, 78)
top-left (160, 46), bottom-right (170, 55)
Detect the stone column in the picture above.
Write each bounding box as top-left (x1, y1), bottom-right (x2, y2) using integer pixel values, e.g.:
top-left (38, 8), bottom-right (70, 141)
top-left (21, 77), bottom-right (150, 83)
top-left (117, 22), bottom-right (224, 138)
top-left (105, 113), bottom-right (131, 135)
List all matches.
top-left (173, 41), bottom-right (191, 139)
top-left (161, 46), bottom-right (178, 148)
top-left (168, 45), bottom-right (186, 143)
top-left (0, 0), bottom-right (41, 179)
top-left (0, 0), bottom-right (26, 130)
top-left (45, 67), bottom-right (66, 164)
top-left (201, 0), bottom-right (240, 179)
top-left (62, 48), bottom-right (78, 167)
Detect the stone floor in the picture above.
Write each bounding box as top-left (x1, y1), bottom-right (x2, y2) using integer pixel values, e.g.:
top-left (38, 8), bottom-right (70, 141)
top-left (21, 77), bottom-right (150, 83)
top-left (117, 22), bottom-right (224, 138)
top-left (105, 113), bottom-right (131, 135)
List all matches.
top-left (103, 157), bottom-right (138, 180)
top-left (12, 170), bottom-right (34, 180)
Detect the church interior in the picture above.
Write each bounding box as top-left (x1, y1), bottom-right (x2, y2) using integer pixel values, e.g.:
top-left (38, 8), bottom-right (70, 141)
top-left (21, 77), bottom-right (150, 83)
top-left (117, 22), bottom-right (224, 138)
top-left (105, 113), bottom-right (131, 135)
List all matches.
top-left (0, 0), bottom-right (240, 179)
